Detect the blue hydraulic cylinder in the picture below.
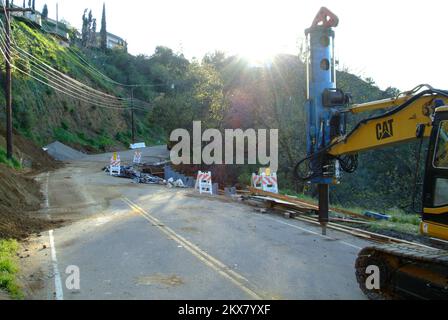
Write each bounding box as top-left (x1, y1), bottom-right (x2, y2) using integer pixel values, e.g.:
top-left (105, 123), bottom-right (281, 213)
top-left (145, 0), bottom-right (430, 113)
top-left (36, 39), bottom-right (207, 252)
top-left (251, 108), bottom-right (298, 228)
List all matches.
top-left (305, 26), bottom-right (339, 184)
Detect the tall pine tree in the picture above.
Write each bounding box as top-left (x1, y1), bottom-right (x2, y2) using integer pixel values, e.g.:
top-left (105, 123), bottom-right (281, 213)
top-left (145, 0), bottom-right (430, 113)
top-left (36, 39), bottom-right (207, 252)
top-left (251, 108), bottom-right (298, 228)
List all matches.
top-left (91, 18), bottom-right (97, 47)
top-left (42, 4), bottom-right (48, 19)
top-left (100, 3), bottom-right (107, 51)
top-left (81, 9), bottom-right (89, 47)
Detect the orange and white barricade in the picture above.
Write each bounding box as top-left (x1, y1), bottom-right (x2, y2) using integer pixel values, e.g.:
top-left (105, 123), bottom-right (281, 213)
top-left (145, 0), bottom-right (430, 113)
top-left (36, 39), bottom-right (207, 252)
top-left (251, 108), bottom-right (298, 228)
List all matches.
top-left (252, 174), bottom-right (263, 189)
top-left (133, 151), bottom-right (142, 165)
top-left (262, 173), bottom-right (279, 193)
top-left (196, 171), bottom-right (213, 195)
top-left (252, 169), bottom-right (278, 194)
top-left (110, 152), bottom-right (121, 176)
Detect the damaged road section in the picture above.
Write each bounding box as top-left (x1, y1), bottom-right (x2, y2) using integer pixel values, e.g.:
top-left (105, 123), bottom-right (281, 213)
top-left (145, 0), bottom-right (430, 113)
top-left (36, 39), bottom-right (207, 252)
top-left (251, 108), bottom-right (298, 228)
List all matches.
top-left (104, 161), bottom-right (189, 189)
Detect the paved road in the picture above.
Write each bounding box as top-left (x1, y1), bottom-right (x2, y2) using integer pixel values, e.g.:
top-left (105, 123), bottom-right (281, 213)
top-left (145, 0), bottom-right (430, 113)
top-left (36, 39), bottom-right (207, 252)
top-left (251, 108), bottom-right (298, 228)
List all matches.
top-left (22, 146), bottom-right (370, 300)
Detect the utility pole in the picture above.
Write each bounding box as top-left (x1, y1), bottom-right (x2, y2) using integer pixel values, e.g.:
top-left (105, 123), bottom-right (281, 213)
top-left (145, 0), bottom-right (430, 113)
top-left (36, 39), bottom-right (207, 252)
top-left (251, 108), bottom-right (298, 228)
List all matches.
top-left (125, 82), bottom-right (172, 145)
top-left (130, 87), bottom-right (135, 144)
top-left (56, 2), bottom-right (58, 34)
top-left (5, 0), bottom-right (12, 159)
top-left (2, 1), bottom-right (32, 159)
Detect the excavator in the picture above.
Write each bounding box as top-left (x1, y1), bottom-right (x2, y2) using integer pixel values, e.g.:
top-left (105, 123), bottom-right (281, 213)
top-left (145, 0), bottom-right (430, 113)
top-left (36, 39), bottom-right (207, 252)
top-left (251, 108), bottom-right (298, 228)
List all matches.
top-left (298, 7), bottom-right (448, 299)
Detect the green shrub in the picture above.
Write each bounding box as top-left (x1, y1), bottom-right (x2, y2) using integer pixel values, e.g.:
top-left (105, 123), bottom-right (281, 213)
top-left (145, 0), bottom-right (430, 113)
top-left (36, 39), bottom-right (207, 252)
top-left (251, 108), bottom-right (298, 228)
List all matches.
top-left (0, 240), bottom-right (23, 299)
top-left (96, 134), bottom-right (114, 151)
top-left (53, 127), bottom-right (80, 145)
top-left (115, 132), bottom-right (131, 146)
top-left (0, 147), bottom-right (22, 169)
top-left (60, 121), bottom-right (69, 130)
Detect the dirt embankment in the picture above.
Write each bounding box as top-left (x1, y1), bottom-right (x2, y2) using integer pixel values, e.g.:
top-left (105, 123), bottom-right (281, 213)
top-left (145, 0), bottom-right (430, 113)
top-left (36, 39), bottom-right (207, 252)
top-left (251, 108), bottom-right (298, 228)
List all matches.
top-left (0, 128), bottom-right (59, 173)
top-left (0, 128), bottom-right (61, 239)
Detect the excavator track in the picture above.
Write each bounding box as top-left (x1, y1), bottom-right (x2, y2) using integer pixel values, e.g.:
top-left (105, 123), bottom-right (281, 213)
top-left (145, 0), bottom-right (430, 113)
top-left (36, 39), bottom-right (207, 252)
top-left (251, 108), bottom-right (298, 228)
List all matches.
top-left (356, 244), bottom-right (448, 300)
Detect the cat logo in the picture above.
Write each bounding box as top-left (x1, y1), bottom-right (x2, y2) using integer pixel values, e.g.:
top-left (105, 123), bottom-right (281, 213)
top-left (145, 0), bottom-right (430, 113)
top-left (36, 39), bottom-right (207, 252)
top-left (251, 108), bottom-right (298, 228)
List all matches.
top-left (376, 119), bottom-right (394, 140)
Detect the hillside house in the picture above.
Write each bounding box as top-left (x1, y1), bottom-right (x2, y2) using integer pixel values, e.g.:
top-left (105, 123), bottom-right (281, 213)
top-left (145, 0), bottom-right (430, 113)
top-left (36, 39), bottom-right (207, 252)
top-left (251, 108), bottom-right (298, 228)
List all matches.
top-left (96, 32), bottom-right (127, 51)
top-left (10, 5), bottom-right (71, 44)
top-left (42, 17), bottom-right (71, 44)
top-left (8, 4), bottom-right (127, 51)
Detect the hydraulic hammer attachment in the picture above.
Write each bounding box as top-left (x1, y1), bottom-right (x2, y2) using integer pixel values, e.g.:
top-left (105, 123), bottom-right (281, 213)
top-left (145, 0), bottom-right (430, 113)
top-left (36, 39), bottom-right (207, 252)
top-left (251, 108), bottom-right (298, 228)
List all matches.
top-left (303, 8), bottom-right (350, 234)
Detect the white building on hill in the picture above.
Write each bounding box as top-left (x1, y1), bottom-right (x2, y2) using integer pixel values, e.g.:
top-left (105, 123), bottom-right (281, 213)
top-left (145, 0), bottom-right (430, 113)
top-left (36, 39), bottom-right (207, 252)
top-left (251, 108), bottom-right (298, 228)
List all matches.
top-left (97, 32), bottom-right (128, 51)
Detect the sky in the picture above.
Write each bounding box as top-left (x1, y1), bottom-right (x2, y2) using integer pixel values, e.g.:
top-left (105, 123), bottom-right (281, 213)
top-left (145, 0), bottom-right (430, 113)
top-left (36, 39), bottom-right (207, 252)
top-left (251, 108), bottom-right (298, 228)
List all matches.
top-left (34, 0), bottom-right (447, 91)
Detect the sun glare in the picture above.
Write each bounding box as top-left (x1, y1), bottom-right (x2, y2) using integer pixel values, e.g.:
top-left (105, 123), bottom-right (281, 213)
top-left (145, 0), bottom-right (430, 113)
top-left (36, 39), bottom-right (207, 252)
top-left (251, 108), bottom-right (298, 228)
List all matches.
top-left (239, 47), bottom-right (276, 66)
top-left (226, 6), bottom-right (297, 66)
top-left (234, 35), bottom-right (282, 66)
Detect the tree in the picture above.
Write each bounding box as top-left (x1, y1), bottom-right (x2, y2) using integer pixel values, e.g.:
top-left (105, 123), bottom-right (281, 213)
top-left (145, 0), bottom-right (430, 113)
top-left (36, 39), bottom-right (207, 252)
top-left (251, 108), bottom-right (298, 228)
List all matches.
top-left (90, 19), bottom-right (97, 47)
top-left (81, 9), bottom-right (95, 47)
top-left (32, 0), bottom-right (35, 11)
top-left (81, 9), bottom-right (90, 47)
top-left (383, 86), bottom-right (400, 99)
top-left (202, 51), bottom-right (228, 72)
top-left (87, 10), bottom-right (94, 47)
top-left (100, 3), bottom-right (107, 51)
top-left (149, 50), bottom-right (228, 134)
top-left (42, 4), bottom-right (48, 19)
top-left (81, 10), bottom-right (87, 46)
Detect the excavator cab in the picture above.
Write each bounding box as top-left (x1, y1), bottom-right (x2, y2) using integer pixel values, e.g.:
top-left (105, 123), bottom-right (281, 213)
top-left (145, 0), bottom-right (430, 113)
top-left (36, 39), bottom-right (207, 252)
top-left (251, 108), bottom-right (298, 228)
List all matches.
top-left (422, 107), bottom-right (448, 241)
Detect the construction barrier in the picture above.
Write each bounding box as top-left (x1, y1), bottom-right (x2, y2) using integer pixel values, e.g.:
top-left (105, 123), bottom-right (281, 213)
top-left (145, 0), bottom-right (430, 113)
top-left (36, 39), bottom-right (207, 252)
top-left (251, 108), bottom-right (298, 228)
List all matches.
top-left (133, 151), bottom-right (142, 165)
top-left (196, 171), bottom-right (213, 195)
top-left (110, 152), bottom-right (121, 176)
top-left (252, 170), bottom-right (279, 194)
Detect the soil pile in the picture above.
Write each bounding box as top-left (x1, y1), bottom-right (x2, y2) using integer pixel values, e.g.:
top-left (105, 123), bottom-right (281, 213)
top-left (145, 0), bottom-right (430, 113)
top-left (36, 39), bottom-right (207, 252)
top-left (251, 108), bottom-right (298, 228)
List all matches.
top-left (0, 128), bottom-right (61, 239)
top-left (0, 164), bottom-right (59, 239)
top-left (0, 128), bottom-right (59, 172)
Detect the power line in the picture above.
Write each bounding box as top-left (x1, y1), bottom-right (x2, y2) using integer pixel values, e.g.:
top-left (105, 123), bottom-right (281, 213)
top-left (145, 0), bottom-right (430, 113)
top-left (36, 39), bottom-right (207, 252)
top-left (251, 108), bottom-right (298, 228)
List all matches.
top-left (0, 7), bottom-right (156, 155)
top-left (40, 20), bottom-right (122, 85)
top-left (40, 20), bottom-right (171, 92)
top-left (25, 22), bottom-right (156, 108)
top-left (0, 16), bottom-right (138, 103)
top-left (0, 34), bottom-right (129, 108)
top-left (0, 33), bottom-right (149, 111)
top-left (37, 17), bottom-right (168, 111)
top-left (0, 19), bottom-right (154, 110)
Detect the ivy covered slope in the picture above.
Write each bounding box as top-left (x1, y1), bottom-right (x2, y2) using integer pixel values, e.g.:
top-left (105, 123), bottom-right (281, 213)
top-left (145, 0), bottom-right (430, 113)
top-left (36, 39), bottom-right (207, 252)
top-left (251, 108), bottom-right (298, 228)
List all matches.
top-left (0, 21), bottom-right (157, 152)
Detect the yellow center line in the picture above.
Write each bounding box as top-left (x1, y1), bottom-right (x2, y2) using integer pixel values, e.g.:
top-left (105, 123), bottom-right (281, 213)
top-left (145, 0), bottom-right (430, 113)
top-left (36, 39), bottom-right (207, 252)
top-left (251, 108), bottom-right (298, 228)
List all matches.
top-left (121, 197), bottom-right (264, 300)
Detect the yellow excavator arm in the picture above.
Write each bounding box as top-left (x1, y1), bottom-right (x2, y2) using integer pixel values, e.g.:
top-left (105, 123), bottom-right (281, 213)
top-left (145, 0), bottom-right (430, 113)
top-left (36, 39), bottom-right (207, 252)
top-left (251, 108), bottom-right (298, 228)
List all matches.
top-left (325, 87), bottom-right (448, 242)
top-left (328, 91), bottom-right (446, 157)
